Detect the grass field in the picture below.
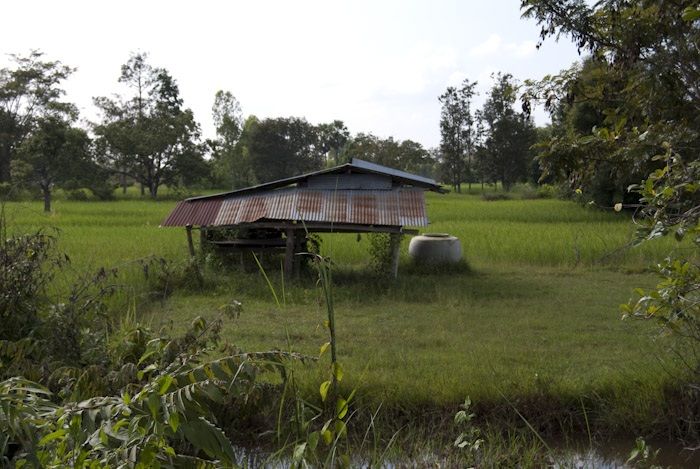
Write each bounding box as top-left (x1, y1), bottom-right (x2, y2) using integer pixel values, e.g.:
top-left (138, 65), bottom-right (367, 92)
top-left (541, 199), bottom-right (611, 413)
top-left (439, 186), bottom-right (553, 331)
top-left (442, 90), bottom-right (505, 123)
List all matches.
top-left (2, 187), bottom-right (694, 445)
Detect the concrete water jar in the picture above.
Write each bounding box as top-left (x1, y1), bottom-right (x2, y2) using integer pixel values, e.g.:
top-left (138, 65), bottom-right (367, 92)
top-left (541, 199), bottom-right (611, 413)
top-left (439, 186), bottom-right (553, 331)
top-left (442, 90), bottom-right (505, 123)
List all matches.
top-left (408, 233), bottom-right (462, 265)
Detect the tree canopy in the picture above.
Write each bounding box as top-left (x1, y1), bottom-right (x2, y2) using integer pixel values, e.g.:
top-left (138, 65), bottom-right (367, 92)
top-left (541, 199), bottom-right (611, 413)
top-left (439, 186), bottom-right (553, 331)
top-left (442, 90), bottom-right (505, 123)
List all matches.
top-left (0, 51), bottom-right (75, 185)
top-left (93, 53), bottom-right (206, 198)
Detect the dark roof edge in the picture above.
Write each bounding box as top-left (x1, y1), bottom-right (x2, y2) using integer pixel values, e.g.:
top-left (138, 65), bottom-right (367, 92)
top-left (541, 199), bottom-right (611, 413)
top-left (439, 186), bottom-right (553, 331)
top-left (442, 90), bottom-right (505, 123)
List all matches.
top-left (186, 159), bottom-right (446, 202)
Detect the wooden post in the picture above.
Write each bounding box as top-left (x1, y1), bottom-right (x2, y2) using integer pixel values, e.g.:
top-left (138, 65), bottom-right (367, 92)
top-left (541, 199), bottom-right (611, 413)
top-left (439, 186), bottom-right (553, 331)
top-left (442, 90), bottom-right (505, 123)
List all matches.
top-left (186, 225), bottom-right (195, 258)
top-left (293, 229), bottom-right (303, 277)
top-left (284, 228), bottom-right (296, 280)
top-left (390, 233), bottom-right (401, 278)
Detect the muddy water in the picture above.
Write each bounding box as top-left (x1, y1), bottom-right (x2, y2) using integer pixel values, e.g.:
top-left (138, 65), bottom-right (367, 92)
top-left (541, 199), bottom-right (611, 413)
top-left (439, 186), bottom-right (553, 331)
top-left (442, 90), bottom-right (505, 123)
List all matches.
top-left (236, 439), bottom-right (700, 467)
top-left (550, 438), bottom-right (700, 468)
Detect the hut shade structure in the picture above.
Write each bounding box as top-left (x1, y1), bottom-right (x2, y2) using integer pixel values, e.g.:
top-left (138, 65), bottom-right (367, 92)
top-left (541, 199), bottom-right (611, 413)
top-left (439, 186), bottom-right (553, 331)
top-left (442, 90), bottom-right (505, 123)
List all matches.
top-left (161, 159), bottom-right (446, 278)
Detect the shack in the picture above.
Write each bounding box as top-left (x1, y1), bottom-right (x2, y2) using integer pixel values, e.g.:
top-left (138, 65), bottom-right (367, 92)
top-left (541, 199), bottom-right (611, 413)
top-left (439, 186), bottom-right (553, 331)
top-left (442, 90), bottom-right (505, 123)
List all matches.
top-left (160, 158), bottom-right (446, 278)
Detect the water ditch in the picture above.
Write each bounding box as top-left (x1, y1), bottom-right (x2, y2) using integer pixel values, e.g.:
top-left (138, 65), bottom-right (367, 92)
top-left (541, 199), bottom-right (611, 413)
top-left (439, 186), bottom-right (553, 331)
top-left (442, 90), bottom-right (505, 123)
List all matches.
top-left (233, 438), bottom-right (700, 467)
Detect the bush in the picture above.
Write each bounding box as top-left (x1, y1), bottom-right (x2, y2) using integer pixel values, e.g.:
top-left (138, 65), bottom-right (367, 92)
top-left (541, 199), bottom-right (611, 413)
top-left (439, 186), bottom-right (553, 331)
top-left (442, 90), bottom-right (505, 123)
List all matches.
top-left (536, 184), bottom-right (556, 199)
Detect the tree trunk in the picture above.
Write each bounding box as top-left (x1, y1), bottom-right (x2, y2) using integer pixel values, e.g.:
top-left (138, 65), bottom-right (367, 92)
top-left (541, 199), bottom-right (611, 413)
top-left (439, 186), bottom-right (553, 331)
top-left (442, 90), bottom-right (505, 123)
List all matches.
top-left (0, 145), bottom-right (11, 184)
top-left (42, 183), bottom-right (51, 213)
top-left (122, 174), bottom-right (127, 194)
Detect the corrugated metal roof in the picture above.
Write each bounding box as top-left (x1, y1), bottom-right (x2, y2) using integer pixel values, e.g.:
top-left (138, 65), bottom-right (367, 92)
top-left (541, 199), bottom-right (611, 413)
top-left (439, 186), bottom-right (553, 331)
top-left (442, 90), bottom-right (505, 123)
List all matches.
top-left (161, 187), bottom-right (429, 228)
top-left (183, 158), bottom-right (446, 203)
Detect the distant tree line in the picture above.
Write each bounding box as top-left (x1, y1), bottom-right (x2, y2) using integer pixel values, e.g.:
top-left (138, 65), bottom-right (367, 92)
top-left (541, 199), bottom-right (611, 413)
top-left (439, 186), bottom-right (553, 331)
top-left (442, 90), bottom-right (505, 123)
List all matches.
top-left (1, 50), bottom-right (553, 211)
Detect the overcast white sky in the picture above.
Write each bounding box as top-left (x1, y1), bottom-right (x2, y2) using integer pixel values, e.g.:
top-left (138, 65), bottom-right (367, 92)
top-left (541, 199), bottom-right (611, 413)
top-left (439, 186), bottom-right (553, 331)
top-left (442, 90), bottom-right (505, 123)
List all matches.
top-left (1, 0), bottom-right (581, 150)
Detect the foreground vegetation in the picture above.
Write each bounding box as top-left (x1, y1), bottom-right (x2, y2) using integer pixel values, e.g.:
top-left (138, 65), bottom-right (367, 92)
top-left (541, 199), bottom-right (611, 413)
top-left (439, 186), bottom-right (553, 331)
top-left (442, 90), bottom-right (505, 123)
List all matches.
top-left (2, 187), bottom-right (698, 466)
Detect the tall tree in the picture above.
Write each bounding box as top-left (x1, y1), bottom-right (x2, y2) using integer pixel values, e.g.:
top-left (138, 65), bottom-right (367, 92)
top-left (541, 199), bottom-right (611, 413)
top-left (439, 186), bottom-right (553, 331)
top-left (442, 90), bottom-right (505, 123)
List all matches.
top-left (0, 51), bottom-right (74, 185)
top-left (209, 90), bottom-right (246, 189)
top-left (247, 117), bottom-right (323, 183)
top-left (522, 0), bottom-right (700, 195)
top-left (439, 79), bottom-right (477, 193)
top-left (93, 53), bottom-right (204, 198)
top-left (15, 115), bottom-right (91, 212)
top-left (318, 120), bottom-right (350, 166)
top-left (481, 73), bottom-right (536, 191)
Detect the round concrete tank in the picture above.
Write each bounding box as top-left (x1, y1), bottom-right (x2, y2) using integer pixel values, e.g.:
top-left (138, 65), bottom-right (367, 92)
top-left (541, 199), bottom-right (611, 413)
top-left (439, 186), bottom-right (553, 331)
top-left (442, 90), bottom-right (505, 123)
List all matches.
top-left (408, 233), bottom-right (462, 265)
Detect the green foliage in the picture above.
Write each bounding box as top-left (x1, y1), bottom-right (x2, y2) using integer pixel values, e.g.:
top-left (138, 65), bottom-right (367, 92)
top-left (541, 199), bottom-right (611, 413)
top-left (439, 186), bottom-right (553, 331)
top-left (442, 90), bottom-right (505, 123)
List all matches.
top-left (247, 116), bottom-right (323, 183)
top-left (453, 396), bottom-right (484, 460)
top-left (481, 73), bottom-right (537, 191)
top-left (621, 144), bottom-right (700, 378)
top-left (367, 233), bottom-right (402, 280)
top-left (93, 52), bottom-right (206, 199)
top-left (0, 206), bottom-right (63, 341)
top-left (0, 212), bottom-right (317, 466)
top-left (626, 438), bottom-right (663, 469)
top-left (344, 133), bottom-right (433, 177)
top-left (439, 79), bottom-right (477, 192)
top-left (522, 0), bottom-right (700, 205)
top-left (0, 51), bottom-right (75, 185)
top-left (0, 342), bottom-right (308, 467)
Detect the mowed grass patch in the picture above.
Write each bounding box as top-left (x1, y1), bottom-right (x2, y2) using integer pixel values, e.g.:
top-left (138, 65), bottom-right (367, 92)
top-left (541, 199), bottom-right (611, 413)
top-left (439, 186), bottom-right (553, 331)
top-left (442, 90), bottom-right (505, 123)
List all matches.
top-left (158, 266), bottom-right (664, 411)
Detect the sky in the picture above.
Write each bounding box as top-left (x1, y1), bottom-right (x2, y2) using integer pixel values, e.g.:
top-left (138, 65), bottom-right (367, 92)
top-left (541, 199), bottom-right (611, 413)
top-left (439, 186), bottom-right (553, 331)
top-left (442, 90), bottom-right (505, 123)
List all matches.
top-left (1, 0), bottom-right (582, 150)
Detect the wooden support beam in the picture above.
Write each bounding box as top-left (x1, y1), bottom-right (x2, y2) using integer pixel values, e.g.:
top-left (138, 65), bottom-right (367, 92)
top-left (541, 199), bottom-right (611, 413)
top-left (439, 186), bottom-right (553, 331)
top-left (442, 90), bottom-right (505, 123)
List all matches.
top-left (293, 230), bottom-right (303, 277)
top-left (186, 225), bottom-right (195, 258)
top-left (390, 233), bottom-right (401, 278)
top-left (284, 228), bottom-right (296, 280)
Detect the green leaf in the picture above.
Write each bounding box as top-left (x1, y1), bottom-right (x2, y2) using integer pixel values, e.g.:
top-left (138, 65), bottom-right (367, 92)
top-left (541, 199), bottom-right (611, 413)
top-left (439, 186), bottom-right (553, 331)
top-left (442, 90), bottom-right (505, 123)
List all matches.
top-left (137, 363), bottom-right (158, 380)
top-left (294, 442), bottom-right (307, 464)
top-left (319, 380), bottom-right (331, 401)
top-left (148, 392), bottom-right (161, 419)
top-left (682, 7), bottom-right (700, 20)
top-left (334, 419), bottom-right (347, 438)
top-left (332, 362), bottom-right (343, 381)
top-left (337, 398), bottom-right (348, 419)
top-left (38, 429), bottom-right (67, 446)
top-left (158, 375), bottom-right (173, 395)
top-left (320, 342), bottom-right (330, 358)
top-left (169, 411), bottom-right (180, 433)
top-left (322, 429), bottom-right (332, 445)
top-left (308, 431), bottom-right (320, 452)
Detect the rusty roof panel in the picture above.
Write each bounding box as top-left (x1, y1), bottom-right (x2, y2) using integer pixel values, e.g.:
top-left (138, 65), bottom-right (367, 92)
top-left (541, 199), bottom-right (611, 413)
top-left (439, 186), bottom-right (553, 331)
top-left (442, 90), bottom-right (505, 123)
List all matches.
top-left (326, 191), bottom-right (347, 224)
top-left (268, 190), bottom-right (296, 221)
top-left (349, 192), bottom-right (376, 225)
top-left (215, 198), bottom-right (242, 225)
top-left (238, 196), bottom-right (267, 223)
top-left (160, 199), bottom-right (222, 227)
top-left (162, 187), bottom-right (429, 228)
top-left (297, 190), bottom-right (323, 222)
top-left (190, 199), bottom-right (222, 226)
top-left (397, 188), bottom-right (428, 226)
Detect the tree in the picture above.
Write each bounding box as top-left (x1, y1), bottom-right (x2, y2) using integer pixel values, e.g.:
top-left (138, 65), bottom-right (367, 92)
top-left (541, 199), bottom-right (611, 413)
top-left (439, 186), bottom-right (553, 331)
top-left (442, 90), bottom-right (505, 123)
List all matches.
top-left (247, 117), bottom-right (323, 183)
top-left (209, 90), bottom-right (247, 189)
top-left (93, 53), bottom-right (205, 198)
top-left (0, 51), bottom-right (74, 185)
top-left (481, 73), bottom-right (536, 191)
top-left (438, 79), bottom-right (477, 192)
top-left (318, 120), bottom-right (350, 166)
top-left (522, 0), bottom-right (700, 195)
top-left (15, 115), bottom-right (91, 212)
top-left (345, 133), bottom-right (431, 175)
top-left (527, 56), bottom-right (654, 205)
